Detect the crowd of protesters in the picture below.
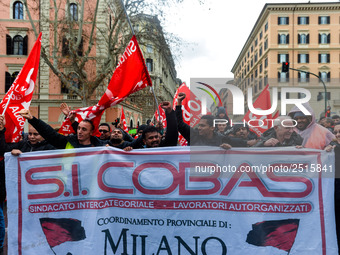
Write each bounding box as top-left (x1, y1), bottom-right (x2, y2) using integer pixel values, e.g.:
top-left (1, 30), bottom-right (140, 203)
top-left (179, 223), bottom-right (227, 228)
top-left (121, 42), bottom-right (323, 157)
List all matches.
top-left (0, 93), bottom-right (339, 254)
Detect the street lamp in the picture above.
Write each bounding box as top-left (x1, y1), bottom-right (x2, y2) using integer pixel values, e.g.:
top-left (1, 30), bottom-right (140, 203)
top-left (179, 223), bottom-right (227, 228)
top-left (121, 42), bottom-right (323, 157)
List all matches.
top-left (281, 63), bottom-right (327, 115)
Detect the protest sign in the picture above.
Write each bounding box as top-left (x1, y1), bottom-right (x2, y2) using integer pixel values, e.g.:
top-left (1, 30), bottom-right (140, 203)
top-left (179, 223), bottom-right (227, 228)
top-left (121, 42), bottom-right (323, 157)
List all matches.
top-left (5, 147), bottom-right (337, 254)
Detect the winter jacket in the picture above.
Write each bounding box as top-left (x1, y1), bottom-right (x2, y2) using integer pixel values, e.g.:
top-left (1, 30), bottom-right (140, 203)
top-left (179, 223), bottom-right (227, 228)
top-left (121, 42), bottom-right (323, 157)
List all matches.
top-left (28, 117), bottom-right (106, 149)
top-left (254, 127), bottom-right (303, 147)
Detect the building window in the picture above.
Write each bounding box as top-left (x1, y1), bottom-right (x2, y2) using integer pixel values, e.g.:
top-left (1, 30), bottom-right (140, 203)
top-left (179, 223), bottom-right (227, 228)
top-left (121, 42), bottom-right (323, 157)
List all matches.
top-left (278, 17), bottom-right (289, 25)
top-left (259, 46), bottom-right (262, 57)
top-left (259, 63), bottom-right (263, 73)
top-left (146, 44), bottom-right (153, 53)
top-left (298, 92), bottom-right (306, 99)
top-left (7, 35), bottom-right (27, 55)
top-left (251, 46), bottom-right (253, 52)
top-left (5, 71), bottom-right (19, 92)
top-left (298, 72), bottom-right (309, 83)
top-left (265, 22), bottom-right (268, 32)
top-left (69, 3), bottom-right (78, 21)
top-left (278, 34), bottom-right (289, 44)
top-left (298, 17), bottom-right (309, 25)
top-left (62, 36), bottom-right (83, 56)
top-left (265, 58), bottom-right (268, 68)
top-left (319, 33), bottom-right (330, 44)
top-left (13, 1), bottom-right (23, 20)
top-left (317, 92), bottom-right (331, 101)
top-left (278, 54), bottom-right (289, 63)
top-left (13, 35), bottom-right (24, 55)
top-left (319, 53), bottom-right (330, 63)
top-left (259, 31), bottom-right (263, 39)
top-left (264, 76), bottom-right (268, 85)
top-left (278, 71), bottom-right (289, 82)
top-left (319, 16), bottom-right (330, 24)
top-left (255, 39), bottom-right (258, 47)
top-left (264, 38), bottom-right (268, 50)
top-left (298, 34), bottom-right (309, 44)
top-left (146, 58), bottom-right (153, 72)
top-left (319, 71), bottom-right (330, 82)
top-left (61, 72), bottom-right (81, 94)
top-left (251, 59), bottom-right (253, 68)
top-left (254, 53), bottom-right (258, 62)
top-left (298, 54), bottom-right (309, 63)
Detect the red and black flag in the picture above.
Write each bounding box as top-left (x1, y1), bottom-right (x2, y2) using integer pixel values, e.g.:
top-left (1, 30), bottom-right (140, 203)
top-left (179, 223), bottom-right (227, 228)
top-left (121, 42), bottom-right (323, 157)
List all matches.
top-left (40, 218), bottom-right (86, 249)
top-left (246, 219), bottom-right (300, 253)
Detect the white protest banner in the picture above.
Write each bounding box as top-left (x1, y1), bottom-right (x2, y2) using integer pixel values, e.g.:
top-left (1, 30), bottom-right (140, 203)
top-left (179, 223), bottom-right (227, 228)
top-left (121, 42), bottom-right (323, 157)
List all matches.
top-left (5, 146), bottom-right (337, 254)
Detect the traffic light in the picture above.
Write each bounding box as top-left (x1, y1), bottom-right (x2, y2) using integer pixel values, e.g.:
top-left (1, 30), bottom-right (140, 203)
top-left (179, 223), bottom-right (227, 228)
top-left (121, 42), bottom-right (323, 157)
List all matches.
top-left (325, 106), bottom-right (331, 117)
top-left (282, 62), bottom-right (289, 72)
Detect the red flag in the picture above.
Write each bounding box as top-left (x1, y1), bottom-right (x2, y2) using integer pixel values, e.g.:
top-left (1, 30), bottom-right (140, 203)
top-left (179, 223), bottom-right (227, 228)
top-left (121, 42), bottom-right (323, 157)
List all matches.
top-left (120, 107), bottom-right (128, 132)
top-left (154, 104), bottom-right (167, 129)
top-left (98, 35), bottom-right (152, 108)
top-left (243, 84), bottom-right (275, 137)
top-left (59, 118), bottom-right (75, 135)
top-left (62, 35), bottom-right (151, 133)
top-left (0, 33), bottom-right (42, 142)
top-left (173, 83), bottom-right (202, 146)
top-left (173, 83), bottom-right (202, 127)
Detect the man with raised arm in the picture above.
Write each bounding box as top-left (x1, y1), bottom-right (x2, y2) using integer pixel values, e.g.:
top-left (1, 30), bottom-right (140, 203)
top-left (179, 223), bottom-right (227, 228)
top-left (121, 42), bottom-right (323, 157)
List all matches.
top-left (19, 109), bottom-right (106, 149)
top-left (175, 93), bottom-right (246, 148)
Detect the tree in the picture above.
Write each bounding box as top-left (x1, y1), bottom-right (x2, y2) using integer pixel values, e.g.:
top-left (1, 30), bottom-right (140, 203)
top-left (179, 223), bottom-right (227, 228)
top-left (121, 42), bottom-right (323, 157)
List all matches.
top-left (15, 0), bottom-right (190, 106)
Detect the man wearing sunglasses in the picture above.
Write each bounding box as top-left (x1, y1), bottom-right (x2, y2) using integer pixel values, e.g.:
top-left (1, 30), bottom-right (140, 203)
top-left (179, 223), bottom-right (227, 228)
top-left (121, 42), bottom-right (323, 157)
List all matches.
top-left (98, 123), bottom-right (111, 141)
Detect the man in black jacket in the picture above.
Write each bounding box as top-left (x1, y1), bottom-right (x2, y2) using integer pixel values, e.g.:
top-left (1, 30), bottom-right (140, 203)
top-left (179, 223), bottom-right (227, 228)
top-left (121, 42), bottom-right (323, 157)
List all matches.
top-left (254, 116), bottom-right (303, 147)
top-left (175, 93), bottom-right (246, 148)
top-left (107, 101), bottom-right (178, 149)
top-left (142, 101), bottom-right (178, 148)
top-left (19, 109), bottom-right (106, 149)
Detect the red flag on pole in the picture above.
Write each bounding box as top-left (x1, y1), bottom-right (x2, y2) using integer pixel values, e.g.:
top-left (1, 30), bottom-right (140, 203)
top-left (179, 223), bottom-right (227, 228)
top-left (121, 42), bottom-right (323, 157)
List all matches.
top-left (243, 84), bottom-right (275, 137)
top-left (172, 83), bottom-right (203, 146)
top-left (0, 33), bottom-right (42, 142)
top-left (62, 35), bottom-right (152, 133)
top-left (154, 104), bottom-right (167, 129)
top-left (98, 35), bottom-right (152, 107)
top-left (120, 107), bottom-right (128, 132)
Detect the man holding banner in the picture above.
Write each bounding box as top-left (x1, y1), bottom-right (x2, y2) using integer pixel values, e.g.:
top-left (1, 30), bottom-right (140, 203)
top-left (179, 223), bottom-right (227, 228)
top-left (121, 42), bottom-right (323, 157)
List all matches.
top-left (19, 109), bottom-right (105, 149)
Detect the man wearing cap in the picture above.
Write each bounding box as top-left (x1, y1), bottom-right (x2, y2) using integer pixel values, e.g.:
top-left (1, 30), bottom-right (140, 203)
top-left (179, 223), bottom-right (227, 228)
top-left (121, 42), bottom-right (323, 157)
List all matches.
top-left (289, 103), bottom-right (334, 149)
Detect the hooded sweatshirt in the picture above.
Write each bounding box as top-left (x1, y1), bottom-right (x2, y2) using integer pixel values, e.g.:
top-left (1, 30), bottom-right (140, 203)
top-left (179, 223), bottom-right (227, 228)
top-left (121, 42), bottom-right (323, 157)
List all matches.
top-left (288, 103), bottom-right (334, 149)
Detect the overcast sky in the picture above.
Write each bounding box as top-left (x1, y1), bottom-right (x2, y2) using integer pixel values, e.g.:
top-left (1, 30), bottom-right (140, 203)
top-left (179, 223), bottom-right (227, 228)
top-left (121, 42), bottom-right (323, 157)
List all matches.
top-left (162, 0), bottom-right (335, 84)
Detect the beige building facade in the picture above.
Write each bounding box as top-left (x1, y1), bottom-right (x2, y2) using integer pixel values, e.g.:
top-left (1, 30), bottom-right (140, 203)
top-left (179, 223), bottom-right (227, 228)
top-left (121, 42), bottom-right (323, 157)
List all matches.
top-left (231, 2), bottom-right (340, 119)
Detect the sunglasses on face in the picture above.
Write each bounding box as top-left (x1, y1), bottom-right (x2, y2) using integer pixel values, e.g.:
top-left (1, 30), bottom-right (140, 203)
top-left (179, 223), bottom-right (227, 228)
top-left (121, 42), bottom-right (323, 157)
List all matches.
top-left (99, 130), bottom-right (109, 133)
top-left (334, 130), bottom-right (340, 135)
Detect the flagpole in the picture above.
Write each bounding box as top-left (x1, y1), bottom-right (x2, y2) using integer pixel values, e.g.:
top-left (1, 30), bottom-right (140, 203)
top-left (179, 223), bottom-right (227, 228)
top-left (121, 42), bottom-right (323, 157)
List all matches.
top-left (1, 91), bottom-right (14, 115)
top-left (119, 0), bottom-right (135, 35)
top-left (120, 0), bottom-right (161, 122)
